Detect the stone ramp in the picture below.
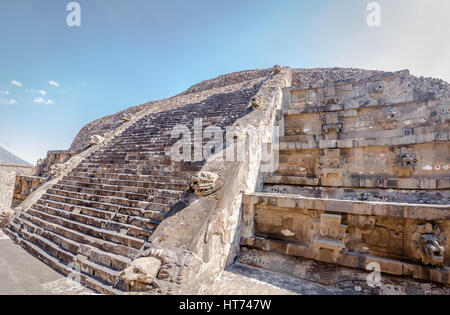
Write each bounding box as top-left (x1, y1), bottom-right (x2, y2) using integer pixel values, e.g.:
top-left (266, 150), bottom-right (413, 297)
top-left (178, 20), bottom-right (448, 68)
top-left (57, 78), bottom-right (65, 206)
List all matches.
top-left (3, 82), bottom-right (265, 294)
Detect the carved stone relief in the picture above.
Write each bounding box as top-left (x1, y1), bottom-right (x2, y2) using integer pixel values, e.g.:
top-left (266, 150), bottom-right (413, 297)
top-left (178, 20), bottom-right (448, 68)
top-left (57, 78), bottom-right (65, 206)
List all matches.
top-left (312, 214), bottom-right (348, 262)
top-left (412, 223), bottom-right (444, 266)
top-left (191, 171), bottom-right (221, 196)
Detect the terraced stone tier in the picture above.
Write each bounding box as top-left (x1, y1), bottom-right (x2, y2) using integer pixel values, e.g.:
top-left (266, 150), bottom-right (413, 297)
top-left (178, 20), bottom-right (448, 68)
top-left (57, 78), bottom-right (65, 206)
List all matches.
top-left (239, 70), bottom-right (450, 288)
top-left (267, 70), bottom-right (450, 201)
top-left (240, 192), bottom-right (450, 285)
top-left (4, 81), bottom-right (264, 294)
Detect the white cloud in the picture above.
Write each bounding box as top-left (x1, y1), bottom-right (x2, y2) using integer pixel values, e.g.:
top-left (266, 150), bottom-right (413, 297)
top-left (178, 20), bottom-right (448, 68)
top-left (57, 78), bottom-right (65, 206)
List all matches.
top-left (49, 80), bottom-right (60, 87)
top-left (33, 96), bottom-right (55, 105)
top-left (26, 89), bottom-right (47, 96)
top-left (0, 98), bottom-right (17, 105)
top-left (0, 90), bottom-right (9, 95)
top-left (10, 80), bottom-right (23, 87)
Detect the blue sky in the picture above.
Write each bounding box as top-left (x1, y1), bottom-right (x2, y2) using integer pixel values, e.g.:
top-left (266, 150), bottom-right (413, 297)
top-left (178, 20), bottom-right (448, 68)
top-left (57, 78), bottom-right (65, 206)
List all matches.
top-left (0, 0), bottom-right (449, 164)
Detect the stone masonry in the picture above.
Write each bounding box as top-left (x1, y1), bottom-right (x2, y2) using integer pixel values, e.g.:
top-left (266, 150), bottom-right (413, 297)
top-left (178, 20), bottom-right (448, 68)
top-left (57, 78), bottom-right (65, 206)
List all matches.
top-left (240, 69), bottom-right (450, 289)
top-left (3, 66), bottom-right (449, 295)
top-left (0, 163), bottom-right (34, 211)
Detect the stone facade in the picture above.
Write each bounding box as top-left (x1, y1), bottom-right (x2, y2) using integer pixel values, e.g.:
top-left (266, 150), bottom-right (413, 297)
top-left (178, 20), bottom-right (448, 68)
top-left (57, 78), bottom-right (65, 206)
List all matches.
top-left (240, 69), bottom-right (450, 287)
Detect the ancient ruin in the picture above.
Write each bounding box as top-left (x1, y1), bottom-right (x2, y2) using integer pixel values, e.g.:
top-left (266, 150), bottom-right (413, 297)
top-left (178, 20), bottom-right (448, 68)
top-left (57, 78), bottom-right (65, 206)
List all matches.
top-left (1, 66), bottom-right (449, 295)
top-left (0, 146), bottom-right (34, 225)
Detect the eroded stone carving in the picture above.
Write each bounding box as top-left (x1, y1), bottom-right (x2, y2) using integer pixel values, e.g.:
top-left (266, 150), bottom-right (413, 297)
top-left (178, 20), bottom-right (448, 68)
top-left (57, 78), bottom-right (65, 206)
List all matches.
top-left (0, 209), bottom-right (14, 227)
top-left (119, 245), bottom-right (203, 294)
top-left (278, 164), bottom-right (307, 176)
top-left (312, 214), bottom-right (348, 262)
top-left (368, 81), bottom-right (385, 95)
top-left (191, 171), bottom-right (221, 196)
top-left (394, 147), bottom-right (417, 169)
top-left (272, 65), bottom-right (282, 74)
top-left (89, 135), bottom-right (106, 146)
top-left (49, 163), bottom-right (69, 178)
top-left (322, 123), bottom-right (343, 134)
top-left (251, 96), bottom-right (264, 109)
top-left (121, 113), bottom-right (134, 122)
top-left (119, 257), bottom-right (161, 290)
top-left (320, 157), bottom-right (343, 169)
top-left (413, 224), bottom-right (444, 266)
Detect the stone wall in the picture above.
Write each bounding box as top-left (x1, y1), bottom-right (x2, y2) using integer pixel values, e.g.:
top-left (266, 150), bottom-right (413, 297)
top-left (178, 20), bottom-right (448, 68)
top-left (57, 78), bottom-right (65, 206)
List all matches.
top-left (0, 163), bottom-right (34, 211)
top-left (12, 175), bottom-right (46, 207)
top-left (35, 150), bottom-right (77, 177)
top-left (239, 69), bottom-right (450, 286)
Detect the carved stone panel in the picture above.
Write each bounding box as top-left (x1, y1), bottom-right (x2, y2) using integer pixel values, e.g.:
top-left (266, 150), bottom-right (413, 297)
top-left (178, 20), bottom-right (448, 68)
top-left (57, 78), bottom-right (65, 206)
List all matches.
top-left (312, 214), bottom-right (348, 262)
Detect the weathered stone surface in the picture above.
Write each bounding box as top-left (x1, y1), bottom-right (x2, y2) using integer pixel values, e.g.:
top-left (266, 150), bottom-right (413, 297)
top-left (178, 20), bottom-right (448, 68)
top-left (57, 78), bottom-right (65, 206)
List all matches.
top-left (119, 257), bottom-right (161, 288)
top-left (35, 150), bottom-right (76, 178)
top-left (88, 135), bottom-right (106, 146)
top-left (191, 171), bottom-right (220, 196)
top-left (0, 209), bottom-right (14, 227)
top-left (121, 113), bottom-right (134, 122)
top-left (0, 163), bottom-right (34, 211)
top-left (12, 175), bottom-right (45, 207)
top-left (239, 68), bottom-right (450, 288)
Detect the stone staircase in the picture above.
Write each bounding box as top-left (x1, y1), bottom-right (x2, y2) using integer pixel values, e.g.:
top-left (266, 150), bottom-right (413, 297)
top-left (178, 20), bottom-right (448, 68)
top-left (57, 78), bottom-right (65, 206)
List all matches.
top-left (3, 82), bottom-right (264, 294)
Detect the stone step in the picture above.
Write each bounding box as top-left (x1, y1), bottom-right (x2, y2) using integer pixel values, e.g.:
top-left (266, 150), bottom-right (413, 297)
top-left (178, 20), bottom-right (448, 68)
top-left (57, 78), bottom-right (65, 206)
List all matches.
top-left (41, 192), bottom-right (168, 219)
top-left (46, 187), bottom-right (171, 212)
top-left (105, 141), bottom-right (171, 148)
top-left (23, 208), bottom-right (146, 249)
top-left (16, 224), bottom-right (76, 265)
top-left (33, 202), bottom-right (157, 239)
top-left (36, 197), bottom-right (164, 222)
top-left (69, 171), bottom-right (191, 185)
top-left (20, 217), bottom-right (131, 271)
top-left (77, 161), bottom-right (203, 172)
top-left (52, 183), bottom-right (175, 212)
top-left (105, 139), bottom-right (223, 149)
top-left (58, 179), bottom-right (184, 200)
top-left (62, 175), bottom-right (191, 192)
top-left (76, 254), bottom-right (121, 286)
top-left (18, 211), bottom-right (140, 258)
top-left (72, 166), bottom-right (195, 178)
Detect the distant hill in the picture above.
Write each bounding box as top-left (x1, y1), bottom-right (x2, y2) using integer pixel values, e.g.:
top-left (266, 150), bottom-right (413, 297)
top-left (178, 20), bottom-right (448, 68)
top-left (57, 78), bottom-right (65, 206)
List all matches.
top-left (0, 146), bottom-right (31, 166)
